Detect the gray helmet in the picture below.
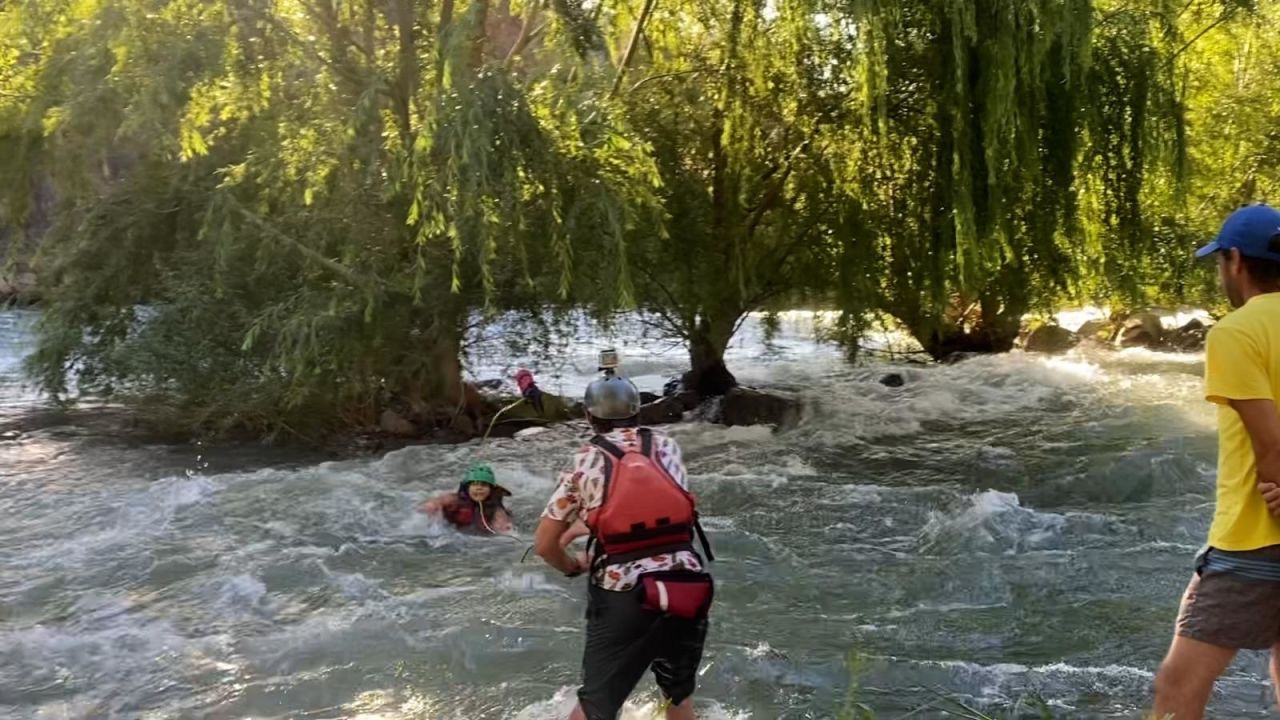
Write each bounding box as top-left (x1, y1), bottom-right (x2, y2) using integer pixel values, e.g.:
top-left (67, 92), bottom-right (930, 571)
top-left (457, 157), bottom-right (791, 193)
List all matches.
top-left (584, 375), bottom-right (641, 420)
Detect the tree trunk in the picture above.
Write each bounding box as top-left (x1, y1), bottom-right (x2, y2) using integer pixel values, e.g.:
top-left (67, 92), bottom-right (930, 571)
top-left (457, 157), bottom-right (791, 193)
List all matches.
top-left (685, 312), bottom-right (739, 397)
top-left (906, 292), bottom-right (1025, 361)
top-left (398, 310), bottom-right (475, 433)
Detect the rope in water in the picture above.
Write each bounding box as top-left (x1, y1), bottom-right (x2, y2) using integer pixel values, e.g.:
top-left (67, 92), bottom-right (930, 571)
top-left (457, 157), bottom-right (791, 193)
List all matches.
top-left (471, 396), bottom-right (539, 558)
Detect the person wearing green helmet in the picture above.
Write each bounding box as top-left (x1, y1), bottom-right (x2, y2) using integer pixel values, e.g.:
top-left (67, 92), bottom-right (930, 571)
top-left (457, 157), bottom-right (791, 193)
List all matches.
top-left (418, 464), bottom-right (514, 534)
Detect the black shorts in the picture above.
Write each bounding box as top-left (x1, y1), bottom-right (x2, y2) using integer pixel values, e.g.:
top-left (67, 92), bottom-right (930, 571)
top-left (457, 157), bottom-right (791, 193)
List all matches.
top-left (578, 580), bottom-right (710, 720)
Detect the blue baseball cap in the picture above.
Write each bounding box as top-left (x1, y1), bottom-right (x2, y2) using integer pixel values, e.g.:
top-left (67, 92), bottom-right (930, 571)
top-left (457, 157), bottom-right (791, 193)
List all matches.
top-left (1196, 204), bottom-right (1280, 262)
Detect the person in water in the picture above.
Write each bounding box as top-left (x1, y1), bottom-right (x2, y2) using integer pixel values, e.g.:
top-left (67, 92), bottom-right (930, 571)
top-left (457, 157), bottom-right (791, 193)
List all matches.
top-left (419, 464), bottom-right (514, 534)
top-left (1153, 204), bottom-right (1280, 719)
top-left (534, 366), bottom-right (714, 720)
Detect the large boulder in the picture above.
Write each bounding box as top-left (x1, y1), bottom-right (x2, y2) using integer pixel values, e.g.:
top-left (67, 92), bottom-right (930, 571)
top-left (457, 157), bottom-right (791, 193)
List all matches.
top-left (1023, 324), bottom-right (1078, 354)
top-left (1116, 312), bottom-right (1164, 348)
top-left (1165, 318), bottom-right (1210, 352)
top-left (379, 409), bottom-right (418, 437)
top-left (718, 387), bottom-right (801, 430)
top-left (1076, 319), bottom-right (1114, 344)
top-left (639, 396), bottom-right (685, 425)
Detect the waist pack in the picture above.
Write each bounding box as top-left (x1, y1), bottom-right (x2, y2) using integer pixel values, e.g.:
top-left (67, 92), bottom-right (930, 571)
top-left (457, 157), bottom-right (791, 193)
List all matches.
top-left (640, 572), bottom-right (714, 620)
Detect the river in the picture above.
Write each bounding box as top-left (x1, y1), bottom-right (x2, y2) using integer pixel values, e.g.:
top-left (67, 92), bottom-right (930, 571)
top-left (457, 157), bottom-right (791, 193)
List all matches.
top-left (0, 309), bottom-right (1267, 719)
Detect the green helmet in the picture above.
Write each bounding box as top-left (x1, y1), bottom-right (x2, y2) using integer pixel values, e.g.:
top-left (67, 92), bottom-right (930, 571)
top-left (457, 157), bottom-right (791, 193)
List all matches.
top-left (464, 464), bottom-right (497, 486)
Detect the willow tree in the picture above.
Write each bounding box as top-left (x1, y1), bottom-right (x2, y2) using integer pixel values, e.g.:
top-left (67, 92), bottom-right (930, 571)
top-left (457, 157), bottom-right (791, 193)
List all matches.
top-left (0, 0), bottom-right (647, 438)
top-left (838, 0), bottom-right (1208, 358)
top-left (1119, 0), bottom-right (1273, 309)
top-left (573, 0), bottom-right (875, 393)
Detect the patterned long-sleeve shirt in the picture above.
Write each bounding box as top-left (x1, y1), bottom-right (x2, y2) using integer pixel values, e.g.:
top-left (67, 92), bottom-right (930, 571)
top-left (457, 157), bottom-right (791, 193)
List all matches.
top-left (542, 427), bottom-right (704, 591)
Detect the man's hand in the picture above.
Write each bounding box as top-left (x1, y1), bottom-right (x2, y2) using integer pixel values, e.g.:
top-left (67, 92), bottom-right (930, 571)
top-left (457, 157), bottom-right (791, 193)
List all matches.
top-left (419, 500), bottom-right (441, 514)
top-left (1262, 483), bottom-right (1280, 515)
top-left (1228, 399), bottom-right (1280, 516)
top-left (535, 515), bottom-right (587, 576)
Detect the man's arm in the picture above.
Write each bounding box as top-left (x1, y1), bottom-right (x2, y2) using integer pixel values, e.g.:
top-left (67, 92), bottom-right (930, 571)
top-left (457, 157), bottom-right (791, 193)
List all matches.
top-left (1229, 398), bottom-right (1280, 515)
top-left (535, 516), bottom-right (586, 575)
top-left (536, 456), bottom-right (592, 576)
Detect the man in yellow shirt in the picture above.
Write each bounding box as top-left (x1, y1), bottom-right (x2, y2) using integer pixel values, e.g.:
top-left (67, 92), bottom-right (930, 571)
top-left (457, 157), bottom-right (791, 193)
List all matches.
top-left (1153, 204), bottom-right (1280, 719)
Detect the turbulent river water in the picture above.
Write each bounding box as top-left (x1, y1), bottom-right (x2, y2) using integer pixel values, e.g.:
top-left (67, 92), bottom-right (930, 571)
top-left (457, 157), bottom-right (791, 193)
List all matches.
top-left (0, 309), bottom-right (1268, 719)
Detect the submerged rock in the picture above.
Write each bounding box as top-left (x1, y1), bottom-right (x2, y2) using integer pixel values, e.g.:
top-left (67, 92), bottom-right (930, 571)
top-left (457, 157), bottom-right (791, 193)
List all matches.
top-left (1165, 318), bottom-right (1210, 352)
top-left (879, 373), bottom-right (905, 388)
top-left (1116, 312), bottom-right (1164, 348)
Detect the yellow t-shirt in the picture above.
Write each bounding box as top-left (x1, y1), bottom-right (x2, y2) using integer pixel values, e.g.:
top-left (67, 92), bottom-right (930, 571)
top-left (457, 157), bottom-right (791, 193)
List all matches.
top-left (1206, 293), bottom-right (1280, 550)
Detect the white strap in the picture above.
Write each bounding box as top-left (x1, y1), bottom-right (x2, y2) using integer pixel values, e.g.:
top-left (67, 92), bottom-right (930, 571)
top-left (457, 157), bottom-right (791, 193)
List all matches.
top-left (656, 580), bottom-right (670, 612)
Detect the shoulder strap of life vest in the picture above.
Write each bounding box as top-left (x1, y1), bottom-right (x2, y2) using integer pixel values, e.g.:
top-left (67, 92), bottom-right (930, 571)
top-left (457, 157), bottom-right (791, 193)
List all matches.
top-left (590, 428), bottom-right (660, 505)
top-left (584, 429), bottom-right (714, 566)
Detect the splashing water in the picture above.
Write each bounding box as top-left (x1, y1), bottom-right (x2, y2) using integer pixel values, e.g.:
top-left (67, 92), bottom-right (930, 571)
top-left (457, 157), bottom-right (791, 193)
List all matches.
top-left (1, 310), bottom-right (1264, 719)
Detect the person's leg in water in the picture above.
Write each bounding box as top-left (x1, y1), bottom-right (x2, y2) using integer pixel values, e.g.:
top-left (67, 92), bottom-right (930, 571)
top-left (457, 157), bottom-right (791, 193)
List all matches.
top-left (1153, 574), bottom-right (1240, 719)
top-left (574, 585), bottom-right (661, 720)
top-left (664, 698), bottom-right (695, 720)
top-left (651, 612), bottom-right (708, 720)
top-left (1153, 634), bottom-right (1235, 719)
top-left (569, 692), bottom-right (695, 720)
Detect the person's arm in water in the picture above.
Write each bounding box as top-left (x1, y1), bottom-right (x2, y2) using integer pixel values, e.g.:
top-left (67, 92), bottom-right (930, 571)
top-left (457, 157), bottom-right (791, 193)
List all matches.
top-left (535, 516), bottom-right (586, 575)
top-left (490, 507), bottom-right (514, 533)
top-left (419, 492), bottom-right (458, 515)
top-left (1230, 399), bottom-right (1280, 514)
top-left (536, 455), bottom-right (591, 576)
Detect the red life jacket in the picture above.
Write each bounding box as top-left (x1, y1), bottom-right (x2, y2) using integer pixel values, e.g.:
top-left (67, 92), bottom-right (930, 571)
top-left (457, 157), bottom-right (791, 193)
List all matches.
top-left (585, 428), bottom-right (713, 565)
top-left (444, 502), bottom-right (478, 529)
top-left (442, 485), bottom-right (511, 533)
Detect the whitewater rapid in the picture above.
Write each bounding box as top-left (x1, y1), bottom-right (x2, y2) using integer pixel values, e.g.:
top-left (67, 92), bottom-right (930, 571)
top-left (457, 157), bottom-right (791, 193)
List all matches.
top-left (1, 310), bottom-right (1266, 718)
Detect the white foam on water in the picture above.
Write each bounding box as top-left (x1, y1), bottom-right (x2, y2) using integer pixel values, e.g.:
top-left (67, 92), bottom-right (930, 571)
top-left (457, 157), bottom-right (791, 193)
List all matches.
top-left (883, 601), bottom-right (1011, 619)
top-left (918, 490), bottom-right (1088, 554)
top-left (0, 594), bottom-right (227, 706)
top-left (493, 570), bottom-right (566, 595)
top-left (667, 423), bottom-right (776, 449)
top-left (865, 654), bottom-right (1161, 710)
top-left (11, 474), bottom-right (223, 573)
top-left (318, 565), bottom-right (389, 602)
top-left (512, 686), bottom-right (748, 720)
top-left (210, 573), bottom-right (270, 611)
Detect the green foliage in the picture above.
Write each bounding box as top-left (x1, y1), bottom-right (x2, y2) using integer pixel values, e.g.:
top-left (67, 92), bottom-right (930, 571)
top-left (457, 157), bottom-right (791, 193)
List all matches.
top-left (2, 0), bottom-right (1276, 439)
top-left (0, 0), bottom-right (645, 437)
